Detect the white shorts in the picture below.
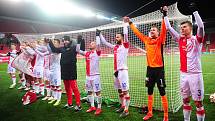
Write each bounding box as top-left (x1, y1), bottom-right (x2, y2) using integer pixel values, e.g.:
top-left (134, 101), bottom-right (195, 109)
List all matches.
top-left (43, 69), bottom-right (50, 81)
top-left (7, 64), bottom-right (16, 73)
top-left (33, 66), bottom-right (44, 78)
top-left (180, 72), bottom-right (204, 101)
top-left (50, 71), bottom-right (61, 86)
top-left (114, 70), bottom-right (129, 91)
top-left (86, 75), bottom-right (101, 92)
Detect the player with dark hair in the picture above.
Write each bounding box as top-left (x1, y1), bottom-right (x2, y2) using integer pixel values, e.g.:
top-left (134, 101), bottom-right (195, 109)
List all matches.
top-left (98, 23), bottom-right (130, 118)
top-left (48, 35), bottom-right (84, 111)
top-left (163, 3), bottom-right (205, 121)
top-left (124, 9), bottom-right (168, 120)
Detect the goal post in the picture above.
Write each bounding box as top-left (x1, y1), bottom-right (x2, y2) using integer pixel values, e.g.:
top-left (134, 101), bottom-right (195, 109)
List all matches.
top-left (15, 3), bottom-right (191, 113)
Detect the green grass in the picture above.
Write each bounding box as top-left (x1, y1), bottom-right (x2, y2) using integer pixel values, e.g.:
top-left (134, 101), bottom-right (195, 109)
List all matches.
top-left (0, 54), bottom-right (215, 121)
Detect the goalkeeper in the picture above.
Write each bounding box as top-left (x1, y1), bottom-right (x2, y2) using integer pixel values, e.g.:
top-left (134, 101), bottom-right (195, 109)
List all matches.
top-left (123, 9), bottom-right (168, 121)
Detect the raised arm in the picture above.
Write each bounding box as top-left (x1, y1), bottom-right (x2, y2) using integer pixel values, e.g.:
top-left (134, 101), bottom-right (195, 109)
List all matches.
top-left (25, 46), bottom-right (36, 56)
top-left (161, 6), bottom-right (180, 40)
top-left (96, 35), bottom-right (101, 56)
top-left (99, 32), bottom-right (115, 48)
top-left (76, 35), bottom-right (86, 56)
top-left (193, 11), bottom-right (205, 40)
top-left (159, 19), bottom-right (167, 44)
top-left (35, 46), bottom-right (49, 56)
top-left (123, 23), bottom-right (129, 43)
top-left (76, 44), bottom-right (86, 56)
top-left (48, 41), bottom-right (63, 53)
top-left (123, 17), bottom-right (147, 43)
top-left (0, 53), bottom-right (8, 57)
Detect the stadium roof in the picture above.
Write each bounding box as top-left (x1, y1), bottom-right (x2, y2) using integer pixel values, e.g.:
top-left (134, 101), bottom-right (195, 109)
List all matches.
top-left (0, 0), bottom-right (214, 33)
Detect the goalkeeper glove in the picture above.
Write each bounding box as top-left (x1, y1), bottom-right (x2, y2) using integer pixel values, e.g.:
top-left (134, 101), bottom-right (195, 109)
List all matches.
top-left (96, 29), bottom-right (101, 36)
top-left (160, 6), bottom-right (167, 17)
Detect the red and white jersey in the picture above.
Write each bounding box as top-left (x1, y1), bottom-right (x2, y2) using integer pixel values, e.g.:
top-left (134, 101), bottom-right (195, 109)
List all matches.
top-left (85, 50), bottom-right (101, 76)
top-left (8, 50), bottom-right (17, 64)
top-left (34, 54), bottom-right (45, 67)
top-left (44, 55), bottom-right (50, 70)
top-left (34, 45), bottom-right (47, 67)
top-left (114, 42), bottom-right (129, 71)
top-left (179, 35), bottom-right (203, 73)
top-left (49, 53), bottom-right (61, 71)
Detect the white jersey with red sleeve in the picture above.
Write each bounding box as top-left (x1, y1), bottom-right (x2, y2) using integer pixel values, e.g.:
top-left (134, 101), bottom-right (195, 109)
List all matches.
top-left (179, 35), bottom-right (203, 73)
top-left (114, 42), bottom-right (129, 71)
top-left (85, 50), bottom-right (101, 76)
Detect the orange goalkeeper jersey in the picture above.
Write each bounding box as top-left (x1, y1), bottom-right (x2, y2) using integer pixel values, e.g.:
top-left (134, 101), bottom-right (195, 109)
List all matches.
top-left (130, 19), bottom-right (166, 67)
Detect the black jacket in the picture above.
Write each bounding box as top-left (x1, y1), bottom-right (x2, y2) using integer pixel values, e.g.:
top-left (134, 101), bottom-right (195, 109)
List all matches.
top-left (48, 41), bottom-right (82, 80)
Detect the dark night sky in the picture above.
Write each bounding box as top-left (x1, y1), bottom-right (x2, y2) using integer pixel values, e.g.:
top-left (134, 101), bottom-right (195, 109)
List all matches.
top-left (0, 0), bottom-right (214, 33)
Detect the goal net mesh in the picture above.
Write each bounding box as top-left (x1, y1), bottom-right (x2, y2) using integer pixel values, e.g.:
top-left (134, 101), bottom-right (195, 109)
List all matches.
top-left (15, 3), bottom-right (191, 113)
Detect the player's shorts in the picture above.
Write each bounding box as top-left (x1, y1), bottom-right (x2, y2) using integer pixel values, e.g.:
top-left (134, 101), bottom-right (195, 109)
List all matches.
top-left (43, 69), bottom-right (50, 81)
top-left (180, 72), bottom-right (204, 101)
top-left (85, 75), bottom-right (101, 92)
top-left (7, 64), bottom-right (16, 73)
top-left (50, 70), bottom-right (61, 86)
top-left (114, 69), bottom-right (129, 91)
top-left (33, 66), bottom-right (44, 78)
top-left (145, 66), bottom-right (166, 88)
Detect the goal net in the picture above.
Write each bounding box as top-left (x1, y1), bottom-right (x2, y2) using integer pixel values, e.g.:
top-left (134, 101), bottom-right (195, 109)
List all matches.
top-left (15, 3), bottom-right (191, 113)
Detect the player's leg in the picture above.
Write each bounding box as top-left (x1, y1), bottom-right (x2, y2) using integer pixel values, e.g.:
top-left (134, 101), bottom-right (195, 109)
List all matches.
top-left (86, 78), bottom-right (96, 113)
top-left (9, 72), bottom-right (16, 88)
top-left (190, 73), bottom-right (205, 121)
top-left (143, 67), bottom-right (155, 120)
top-left (180, 72), bottom-right (192, 121)
top-left (119, 70), bottom-right (130, 118)
top-left (71, 80), bottom-right (82, 111)
top-left (53, 75), bottom-right (62, 106)
top-left (18, 72), bottom-right (26, 90)
top-left (38, 69), bottom-right (45, 96)
top-left (42, 80), bottom-right (51, 100)
top-left (94, 75), bottom-right (102, 115)
top-left (114, 77), bottom-right (125, 113)
top-left (63, 80), bottom-right (73, 109)
top-left (156, 68), bottom-right (168, 121)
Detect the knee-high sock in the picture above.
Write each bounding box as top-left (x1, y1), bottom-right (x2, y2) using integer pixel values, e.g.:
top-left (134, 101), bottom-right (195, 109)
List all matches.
top-left (53, 87), bottom-right (57, 100)
top-left (71, 80), bottom-right (81, 106)
top-left (183, 102), bottom-right (192, 121)
top-left (161, 95), bottom-right (168, 118)
top-left (148, 95), bottom-right (154, 115)
top-left (63, 80), bottom-right (72, 105)
top-left (39, 83), bottom-right (45, 95)
top-left (46, 85), bottom-right (51, 97)
top-left (119, 93), bottom-right (125, 108)
top-left (11, 75), bottom-right (16, 84)
top-left (196, 106), bottom-right (205, 121)
top-left (56, 87), bottom-right (62, 101)
top-left (97, 95), bottom-right (102, 109)
top-left (88, 95), bottom-right (95, 107)
top-left (124, 93), bottom-right (130, 112)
